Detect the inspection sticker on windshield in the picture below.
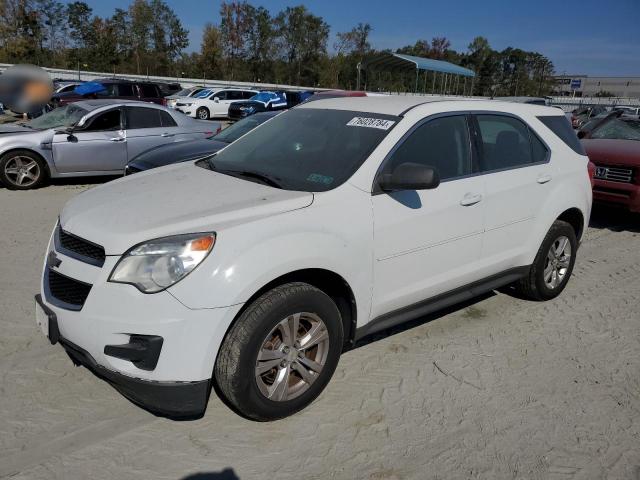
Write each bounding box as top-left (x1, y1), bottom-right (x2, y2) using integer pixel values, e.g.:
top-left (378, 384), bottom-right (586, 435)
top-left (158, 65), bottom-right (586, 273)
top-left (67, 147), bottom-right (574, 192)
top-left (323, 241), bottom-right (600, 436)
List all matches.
top-left (346, 117), bottom-right (395, 130)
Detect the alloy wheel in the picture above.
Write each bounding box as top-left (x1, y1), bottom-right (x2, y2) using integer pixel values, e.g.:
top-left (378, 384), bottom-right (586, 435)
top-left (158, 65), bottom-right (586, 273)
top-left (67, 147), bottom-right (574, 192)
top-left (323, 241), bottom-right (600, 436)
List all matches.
top-left (255, 312), bottom-right (330, 402)
top-left (544, 235), bottom-right (572, 289)
top-left (4, 156), bottom-right (40, 187)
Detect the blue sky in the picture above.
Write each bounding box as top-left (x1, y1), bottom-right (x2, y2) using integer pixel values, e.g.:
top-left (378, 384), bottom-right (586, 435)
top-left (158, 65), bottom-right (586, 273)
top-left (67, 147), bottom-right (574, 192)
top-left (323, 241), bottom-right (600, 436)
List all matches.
top-left (67, 0), bottom-right (640, 76)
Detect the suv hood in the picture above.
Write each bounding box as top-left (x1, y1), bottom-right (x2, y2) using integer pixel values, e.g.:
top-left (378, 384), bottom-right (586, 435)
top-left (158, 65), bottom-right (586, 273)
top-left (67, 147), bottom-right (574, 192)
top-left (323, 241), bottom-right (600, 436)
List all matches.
top-left (581, 139), bottom-right (640, 167)
top-left (60, 162), bottom-right (314, 255)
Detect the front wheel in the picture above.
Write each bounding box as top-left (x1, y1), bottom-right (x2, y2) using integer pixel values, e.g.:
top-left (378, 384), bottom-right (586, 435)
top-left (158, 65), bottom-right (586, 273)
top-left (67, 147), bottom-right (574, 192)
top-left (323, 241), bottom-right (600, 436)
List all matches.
top-left (0, 150), bottom-right (47, 190)
top-left (196, 107), bottom-right (210, 120)
top-left (516, 220), bottom-right (577, 300)
top-left (215, 282), bottom-right (344, 421)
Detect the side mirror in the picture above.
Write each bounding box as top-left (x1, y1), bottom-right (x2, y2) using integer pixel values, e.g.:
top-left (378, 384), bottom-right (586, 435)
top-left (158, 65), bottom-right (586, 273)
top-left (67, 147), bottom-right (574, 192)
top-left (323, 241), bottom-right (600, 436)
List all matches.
top-left (213, 97), bottom-right (220, 103)
top-left (379, 162), bottom-right (440, 192)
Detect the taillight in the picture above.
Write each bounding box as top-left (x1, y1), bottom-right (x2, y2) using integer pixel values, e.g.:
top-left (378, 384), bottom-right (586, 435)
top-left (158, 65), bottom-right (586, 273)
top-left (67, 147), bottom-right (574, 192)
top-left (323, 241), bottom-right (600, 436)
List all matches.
top-left (587, 160), bottom-right (596, 188)
top-left (161, 98), bottom-right (167, 106)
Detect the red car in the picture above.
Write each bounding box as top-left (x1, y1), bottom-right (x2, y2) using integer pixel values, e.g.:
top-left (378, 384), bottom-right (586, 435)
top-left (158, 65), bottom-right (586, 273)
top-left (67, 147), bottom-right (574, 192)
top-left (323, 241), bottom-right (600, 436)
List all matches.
top-left (580, 113), bottom-right (640, 212)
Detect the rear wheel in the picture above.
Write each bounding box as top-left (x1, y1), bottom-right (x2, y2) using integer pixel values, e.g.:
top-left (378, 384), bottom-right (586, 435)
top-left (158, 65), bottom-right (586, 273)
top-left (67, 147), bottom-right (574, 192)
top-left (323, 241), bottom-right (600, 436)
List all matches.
top-left (196, 107), bottom-right (210, 120)
top-left (516, 220), bottom-right (577, 300)
top-left (215, 282), bottom-right (343, 421)
top-left (0, 150), bottom-right (47, 190)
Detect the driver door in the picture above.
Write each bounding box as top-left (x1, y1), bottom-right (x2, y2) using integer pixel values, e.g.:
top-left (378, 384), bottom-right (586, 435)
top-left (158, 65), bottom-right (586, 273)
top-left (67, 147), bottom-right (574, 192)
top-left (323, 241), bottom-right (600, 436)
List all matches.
top-left (52, 108), bottom-right (127, 174)
top-left (371, 114), bottom-right (486, 318)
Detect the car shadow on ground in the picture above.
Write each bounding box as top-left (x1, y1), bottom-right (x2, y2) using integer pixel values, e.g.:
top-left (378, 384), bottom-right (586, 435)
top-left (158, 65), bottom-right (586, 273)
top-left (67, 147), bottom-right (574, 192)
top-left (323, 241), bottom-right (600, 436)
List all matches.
top-left (182, 469), bottom-right (240, 480)
top-left (589, 205), bottom-right (640, 233)
top-left (351, 291), bottom-right (496, 350)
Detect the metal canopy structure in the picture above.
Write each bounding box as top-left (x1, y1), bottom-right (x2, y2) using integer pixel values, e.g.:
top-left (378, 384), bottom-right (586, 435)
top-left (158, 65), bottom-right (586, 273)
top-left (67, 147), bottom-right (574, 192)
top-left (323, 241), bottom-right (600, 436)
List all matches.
top-left (359, 52), bottom-right (476, 95)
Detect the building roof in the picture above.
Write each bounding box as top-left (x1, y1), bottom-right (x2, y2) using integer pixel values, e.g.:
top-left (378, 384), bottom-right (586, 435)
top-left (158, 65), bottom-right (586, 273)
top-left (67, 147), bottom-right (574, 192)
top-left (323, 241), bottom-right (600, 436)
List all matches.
top-left (363, 53), bottom-right (476, 78)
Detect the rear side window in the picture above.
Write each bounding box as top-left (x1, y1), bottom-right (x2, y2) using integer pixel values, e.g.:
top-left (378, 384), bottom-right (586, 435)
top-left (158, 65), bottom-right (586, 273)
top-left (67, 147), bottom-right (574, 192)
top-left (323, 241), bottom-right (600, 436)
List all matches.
top-left (139, 84), bottom-right (159, 97)
top-left (159, 110), bottom-right (177, 127)
top-left (386, 115), bottom-right (472, 181)
top-left (537, 115), bottom-right (586, 155)
top-left (117, 84), bottom-right (135, 96)
top-left (126, 107), bottom-right (162, 129)
top-left (475, 115), bottom-right (540, 171)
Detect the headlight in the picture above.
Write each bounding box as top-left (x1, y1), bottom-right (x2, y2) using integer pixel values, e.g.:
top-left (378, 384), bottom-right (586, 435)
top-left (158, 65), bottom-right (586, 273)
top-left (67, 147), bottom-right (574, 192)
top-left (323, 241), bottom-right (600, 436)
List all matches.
top-left (240, 106), bottom-right (255, 111)
top-left (109, 233), bottom-right (215, 293)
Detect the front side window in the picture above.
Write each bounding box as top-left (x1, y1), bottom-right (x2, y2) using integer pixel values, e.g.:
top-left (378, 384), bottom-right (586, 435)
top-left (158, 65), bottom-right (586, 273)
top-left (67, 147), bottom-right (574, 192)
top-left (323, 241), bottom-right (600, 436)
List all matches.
top-left (84, 109), bottom-right (121, 131)
top-left (213, 91), bottom-right (228, 100)
top-left (385, 115), bottom-right (472, 181)
top-left (475, 115), bottom-right (536, 171)
top-left (126, 107), bottom-right (162, 129)
top-left (206, 109), bottom-right (399, 192)
top-left (226, 91), bottom-right (244, 101)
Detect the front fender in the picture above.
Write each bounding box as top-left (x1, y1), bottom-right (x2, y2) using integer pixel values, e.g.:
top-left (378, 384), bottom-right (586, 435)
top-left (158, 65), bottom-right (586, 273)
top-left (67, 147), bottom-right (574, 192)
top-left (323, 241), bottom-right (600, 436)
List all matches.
top-left (168, 185), bottom-right (374, 325)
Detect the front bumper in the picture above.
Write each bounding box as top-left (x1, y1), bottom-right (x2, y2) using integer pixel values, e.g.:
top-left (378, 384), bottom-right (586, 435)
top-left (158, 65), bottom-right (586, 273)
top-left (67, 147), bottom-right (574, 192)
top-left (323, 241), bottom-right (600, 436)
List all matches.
top-left (593, 179), bottom-right (640, 212)
top-left (36, 294), bottom-right (209, 418)
top-left (37, 225), bottom-right (244, 417)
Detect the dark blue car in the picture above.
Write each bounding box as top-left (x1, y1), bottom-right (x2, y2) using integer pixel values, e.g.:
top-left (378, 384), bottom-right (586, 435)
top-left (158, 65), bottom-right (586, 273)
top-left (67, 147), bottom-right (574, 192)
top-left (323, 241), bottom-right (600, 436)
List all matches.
top-left (124, 111), bottom-right (281, 175)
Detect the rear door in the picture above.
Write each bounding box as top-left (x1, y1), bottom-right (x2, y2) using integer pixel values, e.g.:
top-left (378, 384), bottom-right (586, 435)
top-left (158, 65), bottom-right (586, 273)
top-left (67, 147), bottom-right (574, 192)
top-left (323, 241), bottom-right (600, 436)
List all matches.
top-left (124, 106), bottom-right (175, 160)
top-left (472, 113), bottom-right (552, 272)
top-left (52, 108), bottom-right (127, 173)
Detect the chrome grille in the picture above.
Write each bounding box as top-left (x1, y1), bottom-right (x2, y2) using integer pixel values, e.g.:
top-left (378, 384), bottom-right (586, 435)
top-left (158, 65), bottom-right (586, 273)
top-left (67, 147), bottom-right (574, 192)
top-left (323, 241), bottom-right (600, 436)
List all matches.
top-left (594, 165), bottom-right (634, 183)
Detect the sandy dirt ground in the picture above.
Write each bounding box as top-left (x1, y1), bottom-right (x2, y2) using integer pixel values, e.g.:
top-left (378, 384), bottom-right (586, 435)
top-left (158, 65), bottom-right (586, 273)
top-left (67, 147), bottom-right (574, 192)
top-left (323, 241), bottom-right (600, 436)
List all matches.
top-left (1, 180), bottom-right (639, 480)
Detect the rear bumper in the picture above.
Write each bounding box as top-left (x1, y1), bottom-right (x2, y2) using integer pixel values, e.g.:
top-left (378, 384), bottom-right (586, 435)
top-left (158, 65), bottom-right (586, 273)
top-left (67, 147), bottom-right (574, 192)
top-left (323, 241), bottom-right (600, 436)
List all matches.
top-left (36, 294), bottom-right (210, 418)
top-left (593, 179), bottom-right (640, 212)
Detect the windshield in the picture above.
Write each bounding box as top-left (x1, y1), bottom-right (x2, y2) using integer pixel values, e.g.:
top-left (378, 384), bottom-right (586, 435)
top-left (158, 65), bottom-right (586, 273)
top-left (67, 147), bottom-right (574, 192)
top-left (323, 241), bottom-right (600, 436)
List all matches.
top-left (25, 104), bottom-right (89, 130)
top-left (592, 118), bottom-right (640, 141)
top-left (206, 109), bottom-right (399, 192)
top-left (213, 113), bottom-right (274, 144)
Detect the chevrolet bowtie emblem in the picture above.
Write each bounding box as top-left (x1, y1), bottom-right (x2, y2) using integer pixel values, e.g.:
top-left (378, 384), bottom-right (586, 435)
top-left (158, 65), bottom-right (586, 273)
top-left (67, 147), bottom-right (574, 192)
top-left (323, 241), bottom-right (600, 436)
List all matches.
top-left (47, 251), bottom-right (61, 269)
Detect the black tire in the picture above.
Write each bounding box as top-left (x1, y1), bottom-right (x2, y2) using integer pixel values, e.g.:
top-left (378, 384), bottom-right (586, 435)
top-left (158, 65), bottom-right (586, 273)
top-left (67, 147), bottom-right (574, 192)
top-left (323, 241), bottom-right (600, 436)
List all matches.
top-left (516, 220), bottom-right (577, 301)
top-left (196, 107), bottom-right (210, 120)
top-left (215, 282), bottom-right (344, 421)
top-left (0, 149), bottom-right (47, 190)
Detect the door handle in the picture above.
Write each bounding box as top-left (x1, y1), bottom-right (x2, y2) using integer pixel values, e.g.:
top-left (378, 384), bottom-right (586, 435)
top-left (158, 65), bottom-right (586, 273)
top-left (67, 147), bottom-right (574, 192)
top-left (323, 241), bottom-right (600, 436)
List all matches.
top-left (460, 193), bottom-right (483, 206)
top-left (109, 137), bottom-right (125, 142)
top-left (161, 133), bottom-right (174, 137)
top-left (537, 174), bottom-right (552, 184)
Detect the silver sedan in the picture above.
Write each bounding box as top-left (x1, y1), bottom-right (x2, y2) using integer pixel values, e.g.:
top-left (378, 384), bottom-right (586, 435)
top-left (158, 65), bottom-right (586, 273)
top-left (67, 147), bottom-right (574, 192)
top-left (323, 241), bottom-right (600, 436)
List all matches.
top-left (0, 99), bottom-right (220, 189)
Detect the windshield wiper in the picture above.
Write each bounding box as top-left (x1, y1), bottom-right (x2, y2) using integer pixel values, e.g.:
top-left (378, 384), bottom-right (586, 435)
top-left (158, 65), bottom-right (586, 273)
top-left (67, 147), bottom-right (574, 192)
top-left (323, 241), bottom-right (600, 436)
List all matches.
top-left (220, 169), bottom-right (282, 188)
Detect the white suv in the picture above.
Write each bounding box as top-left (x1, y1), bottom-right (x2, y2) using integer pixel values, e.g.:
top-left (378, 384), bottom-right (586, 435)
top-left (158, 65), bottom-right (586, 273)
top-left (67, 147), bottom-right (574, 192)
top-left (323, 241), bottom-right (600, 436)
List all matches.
top-left (35, 97), bottom-right (592, 420)
top-left (174, 88), bottom-right (258, 120)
